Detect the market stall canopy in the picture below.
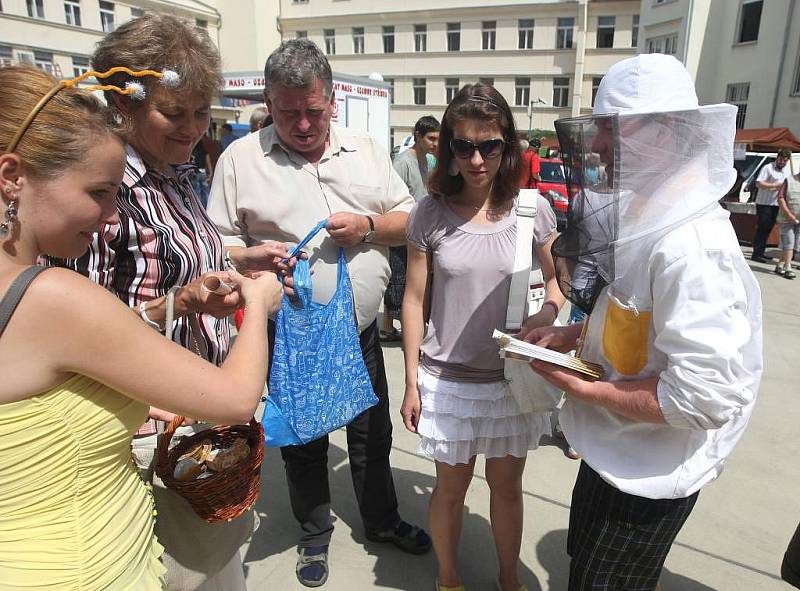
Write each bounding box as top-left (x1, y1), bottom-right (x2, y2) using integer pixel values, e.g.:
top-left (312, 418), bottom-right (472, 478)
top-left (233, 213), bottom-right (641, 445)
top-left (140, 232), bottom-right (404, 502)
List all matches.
top-left (734, 127), bottom-right (800, 152)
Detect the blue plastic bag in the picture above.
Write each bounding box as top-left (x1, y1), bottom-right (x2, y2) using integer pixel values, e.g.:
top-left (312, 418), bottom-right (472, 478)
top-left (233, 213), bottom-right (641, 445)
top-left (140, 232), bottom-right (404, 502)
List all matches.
top-left (262, 220), bottom-right (378, 447)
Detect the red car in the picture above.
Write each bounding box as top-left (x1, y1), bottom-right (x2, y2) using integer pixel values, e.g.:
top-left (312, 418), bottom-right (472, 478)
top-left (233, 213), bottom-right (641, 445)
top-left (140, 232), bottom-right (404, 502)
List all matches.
top-left (536, 157), bottom-right (570, 231)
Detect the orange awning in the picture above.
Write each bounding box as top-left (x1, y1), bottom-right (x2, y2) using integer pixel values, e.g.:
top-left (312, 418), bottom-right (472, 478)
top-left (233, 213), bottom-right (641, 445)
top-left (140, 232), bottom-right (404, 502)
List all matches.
top-left (734, 127), bottom-right (800, 152)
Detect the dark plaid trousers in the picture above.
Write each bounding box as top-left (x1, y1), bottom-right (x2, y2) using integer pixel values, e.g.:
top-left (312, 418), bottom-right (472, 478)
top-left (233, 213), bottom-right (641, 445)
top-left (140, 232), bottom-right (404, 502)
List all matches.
top-left (567, 461), bottom-right (699, 591)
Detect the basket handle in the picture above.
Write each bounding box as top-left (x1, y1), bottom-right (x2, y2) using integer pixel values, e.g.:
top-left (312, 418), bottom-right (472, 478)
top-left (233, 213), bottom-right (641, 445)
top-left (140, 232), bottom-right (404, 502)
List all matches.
top-left (156, 415), bottom-right (187, 473)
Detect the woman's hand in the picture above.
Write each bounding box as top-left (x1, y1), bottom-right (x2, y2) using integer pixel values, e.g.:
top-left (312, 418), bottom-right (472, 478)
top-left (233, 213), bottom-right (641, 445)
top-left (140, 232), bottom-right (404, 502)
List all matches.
top-left (517, 306), bottom-right (558, 341)
top-left (400, 386), bottom-right (422, 433)
top-left (178, 271), bottom-right (242, 318)
top-left (231, 269), bottom-right (283, 315)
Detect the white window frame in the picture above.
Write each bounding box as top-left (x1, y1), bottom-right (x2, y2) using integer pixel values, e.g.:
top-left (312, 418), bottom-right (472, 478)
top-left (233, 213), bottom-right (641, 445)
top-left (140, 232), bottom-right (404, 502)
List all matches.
top-left (383, 25), bottom-right (395, 54)
top-left (552, 77), bottom-right (570, 108)
top-left (518, 19), bottom-right (534, 50)
top-left (34, 51), bottom-right (54, 75)
top-left (72, 56), bottom-right (90, 78)
top-left (445, 78), bottom-right (459, 103)
top-left (64, 0), bottom-right (81, 26)
top-left (482, 21), bottom-right (496, 51)
top-left (632, 15), bottom-right (639, 48)
top-left (591, 76), bottom-right (603, 107)
top-left (195, 18), bottom-right (207, 29)
top-left (99, 1), bottom-right (115, 33)
top-left (0, 46), bottom-right (13, 68)
top-left (385, 77), bottom-right (394, 104)
top-left (413, 77), bottom-right (426, 105)
top-left (324, 29), bottom-right (336, 55)
top-left (557, 17), bottom-right (574, 49)
top-left (726, 82), bottom-right (750, 129)
top-left (352, 27), bottom-right (364, 54)
top-left (295, 30), bottom-right (307, 39)
top-left (414, 24), bottom-right (427, 52)
top-left (597, 16), bottom-right (616, 49)
top-left (27, 0), bottom-right (44, 19)
top-left (646, 33), bottom-right (678, 55)
top-left (447, 23), bottom-right (460, 52)
top-left (792, 48), bottom-right (800, 96)
top-left (515, 77), bottom-right (531, 107)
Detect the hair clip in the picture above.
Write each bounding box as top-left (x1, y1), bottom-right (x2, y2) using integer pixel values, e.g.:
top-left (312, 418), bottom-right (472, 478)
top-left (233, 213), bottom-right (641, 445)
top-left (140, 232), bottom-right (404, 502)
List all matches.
top-left (4, 67), bottom-right (181, 155)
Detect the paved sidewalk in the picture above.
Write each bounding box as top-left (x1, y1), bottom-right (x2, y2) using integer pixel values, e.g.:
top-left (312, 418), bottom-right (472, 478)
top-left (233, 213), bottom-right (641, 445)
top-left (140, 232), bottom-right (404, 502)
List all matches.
top-left (242, 245), bottom-right (799, 591)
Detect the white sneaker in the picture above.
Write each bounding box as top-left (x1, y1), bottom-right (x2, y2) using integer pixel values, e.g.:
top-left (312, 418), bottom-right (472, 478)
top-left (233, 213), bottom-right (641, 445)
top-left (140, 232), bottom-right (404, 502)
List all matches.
top-left (775, 264), bottom-right (786, 276)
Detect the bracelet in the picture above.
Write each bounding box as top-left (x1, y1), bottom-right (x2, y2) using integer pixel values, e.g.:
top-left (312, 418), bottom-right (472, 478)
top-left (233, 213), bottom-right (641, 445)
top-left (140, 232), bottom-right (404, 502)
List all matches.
top-left (223, 250), bottom-right (237, 272)
top-left (139, 300), bottom-right (165, 331)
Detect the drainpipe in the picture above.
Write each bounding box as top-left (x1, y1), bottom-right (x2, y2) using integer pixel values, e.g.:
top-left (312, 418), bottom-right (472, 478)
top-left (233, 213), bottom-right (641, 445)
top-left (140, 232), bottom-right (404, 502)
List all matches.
top-left (770, 0), bottom-right (796, 126)
top-left (572, 0), bottom-right (588, 117)
top-left (681, 0), bottom-right (694, 68)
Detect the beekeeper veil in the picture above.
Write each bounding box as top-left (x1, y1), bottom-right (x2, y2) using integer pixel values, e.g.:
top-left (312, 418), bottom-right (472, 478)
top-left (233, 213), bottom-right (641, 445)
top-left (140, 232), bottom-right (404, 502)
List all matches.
top-left (552, 54), bottom-right (737, 314)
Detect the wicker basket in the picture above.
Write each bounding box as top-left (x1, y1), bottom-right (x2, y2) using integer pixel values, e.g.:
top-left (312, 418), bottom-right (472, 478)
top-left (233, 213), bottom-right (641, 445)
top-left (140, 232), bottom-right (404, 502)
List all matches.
top-left (155, 416), bottom-right (264, 523)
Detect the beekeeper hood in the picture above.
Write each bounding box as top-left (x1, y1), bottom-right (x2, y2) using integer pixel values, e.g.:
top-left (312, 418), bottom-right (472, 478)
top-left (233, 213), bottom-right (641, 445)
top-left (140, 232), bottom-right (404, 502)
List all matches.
top-left (552, 54), bottom-right (737, 314)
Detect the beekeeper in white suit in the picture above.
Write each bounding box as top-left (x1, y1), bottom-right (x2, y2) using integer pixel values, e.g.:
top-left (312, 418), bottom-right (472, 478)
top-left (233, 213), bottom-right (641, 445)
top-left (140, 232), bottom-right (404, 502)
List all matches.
top-left (526, 54), bottom-right (763, 590)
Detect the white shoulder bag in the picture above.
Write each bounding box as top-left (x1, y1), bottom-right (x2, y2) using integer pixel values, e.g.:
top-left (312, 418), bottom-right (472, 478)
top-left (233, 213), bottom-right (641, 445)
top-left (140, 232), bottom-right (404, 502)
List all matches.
top-left (502, 189), bottom-right (563, 413)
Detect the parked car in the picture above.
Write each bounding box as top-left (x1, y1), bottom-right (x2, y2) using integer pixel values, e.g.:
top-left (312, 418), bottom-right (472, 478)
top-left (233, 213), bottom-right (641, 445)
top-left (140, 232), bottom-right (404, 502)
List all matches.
top-left (537, 157), bottom-right (570, 231)
top-left (723, 152), bottom-right (777, 203)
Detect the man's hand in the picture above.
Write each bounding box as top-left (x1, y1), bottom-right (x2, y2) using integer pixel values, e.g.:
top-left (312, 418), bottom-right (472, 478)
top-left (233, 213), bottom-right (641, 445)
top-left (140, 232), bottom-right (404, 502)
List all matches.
top-left (231, 241), bottom-right (294, 274)
top-left (326, 212), bottom-right (370, 247)
top-left (523, 323), bottom-right (582, 353)
top-left (178, 271), bottom-right (242, 318)
top-left (529, 360), bottom-right (591, 398)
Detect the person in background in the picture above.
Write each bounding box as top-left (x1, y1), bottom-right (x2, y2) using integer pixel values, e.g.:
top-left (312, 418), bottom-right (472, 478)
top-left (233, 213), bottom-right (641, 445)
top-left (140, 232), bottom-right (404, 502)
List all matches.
top-left (401, 83), bottom-right (564, 591)
top-left (519, 137), bottom-right (541, 190)
top-left (249, 106), bottom-right (272, 133)
top-left (752, 148), bottom-right (790, 262)
top-left (775, 153), bottom-right (799, 279)
top-left (220, 122), bottom-right (235, 151)
top-left (207, 39), bottom-right (431, 588)
top-left (54, 14), bottom-right (297, 590)
top-left (527, 54), bottom-right (762, 591)
top-left (382, 115), bottom-right (440, 342)
top-left (0, 65), bottom-right (282, 590)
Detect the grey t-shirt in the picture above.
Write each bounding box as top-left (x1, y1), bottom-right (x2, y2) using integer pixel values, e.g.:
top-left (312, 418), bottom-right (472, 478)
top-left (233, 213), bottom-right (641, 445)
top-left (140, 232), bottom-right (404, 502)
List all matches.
top-left (406, 194), bottom-right (556, 383)
top-left (393, 148), bottom-right (429, 201)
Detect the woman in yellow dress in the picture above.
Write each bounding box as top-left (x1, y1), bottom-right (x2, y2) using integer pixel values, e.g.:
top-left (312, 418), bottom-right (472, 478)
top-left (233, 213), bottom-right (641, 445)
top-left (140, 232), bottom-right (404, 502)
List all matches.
top-left (0, 66), bottom-right (282, 589)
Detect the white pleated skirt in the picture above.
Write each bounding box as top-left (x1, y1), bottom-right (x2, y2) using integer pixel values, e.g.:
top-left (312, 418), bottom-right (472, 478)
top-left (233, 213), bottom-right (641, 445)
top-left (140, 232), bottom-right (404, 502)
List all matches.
top-left (416, 366), bottom-right (551, 466)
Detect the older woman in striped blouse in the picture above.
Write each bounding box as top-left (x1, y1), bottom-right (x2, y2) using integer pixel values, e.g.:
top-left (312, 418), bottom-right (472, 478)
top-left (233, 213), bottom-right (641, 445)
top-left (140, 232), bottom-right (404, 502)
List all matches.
top-left (57, 13), bottom-right (290, 591)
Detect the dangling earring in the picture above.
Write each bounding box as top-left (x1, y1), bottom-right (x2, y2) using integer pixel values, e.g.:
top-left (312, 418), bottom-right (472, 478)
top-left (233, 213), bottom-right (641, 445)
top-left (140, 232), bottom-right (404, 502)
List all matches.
top-left (0, 199), bottom-right (18, 240)
top-left (448, 159), bottom-right (460, 177)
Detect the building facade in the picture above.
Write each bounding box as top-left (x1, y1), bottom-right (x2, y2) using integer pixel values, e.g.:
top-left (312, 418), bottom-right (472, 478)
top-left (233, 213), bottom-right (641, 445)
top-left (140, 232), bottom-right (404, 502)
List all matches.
top-left (0, 0), bottom-right (241, 125)
top-left (278, 0), bottom-right (639, 145)
top-left (638, 0), bottom-right (800, 135)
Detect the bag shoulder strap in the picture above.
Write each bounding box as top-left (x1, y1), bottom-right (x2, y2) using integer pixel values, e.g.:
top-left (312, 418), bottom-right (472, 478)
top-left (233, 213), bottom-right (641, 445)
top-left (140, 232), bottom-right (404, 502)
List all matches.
top-left (506, 191), bottom-right (538, 331)
top-left (0, 266), bottom-right (47, 339)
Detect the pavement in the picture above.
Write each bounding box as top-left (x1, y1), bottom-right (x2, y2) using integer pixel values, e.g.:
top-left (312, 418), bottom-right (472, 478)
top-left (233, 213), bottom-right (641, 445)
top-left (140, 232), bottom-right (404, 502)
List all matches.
top-left (241, 244), bottom-right (799, 591)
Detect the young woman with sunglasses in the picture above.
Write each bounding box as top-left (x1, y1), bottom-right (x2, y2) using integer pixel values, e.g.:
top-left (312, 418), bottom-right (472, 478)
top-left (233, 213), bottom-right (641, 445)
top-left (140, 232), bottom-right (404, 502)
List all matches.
top-left (401, 83), bottom-right (565, 591)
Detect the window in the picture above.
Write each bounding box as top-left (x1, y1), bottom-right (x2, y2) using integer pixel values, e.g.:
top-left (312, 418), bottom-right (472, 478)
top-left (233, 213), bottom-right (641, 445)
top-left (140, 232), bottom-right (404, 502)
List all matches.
top-left (632, 15), bottom-right (639, 47)
top-left (726, 82), bottom-right (749, 128)
top-left (296, 30), bottom-right (307, 38)
top-left (515, 77), bottom-right (531, 107)
top-left (447, 23), bottom-right (460, 52)
top-left (195, 18), bottom-right (207, 29)
top-left (597, 16), bottom-right (615, 48)
top-left (414, 24), bottom-right (427, 52)
top-left (27, 0), bottom-right (44, 18)
top-left (557, 17), bottom-right (574, 49)
top-left (72, 56), bottom-right (90, 77)
top-left (646, 33), bottom-right (678, 55)
top-left (34, 51), bottom-right (54, 75)
top-left (131, 7), bottom-right (144, 17)
top-left (413, 78), bottom-right (426, 105)
top-left (0, 46), bottom-right (13, 68)
top-left (99, 1), bottom-right (115, 32)
top-left (64, 0), bottom-right (81, 26)
top-left (324, 29), bottom-right (336, 55)
top-left (518, 19), bottom-right (534, 49)
top-left (352, 27), bottom-right (364, 54)
top-left (736, 0), bottom-right (762, 43)
top-left (479, 77), bottom-right (494, 87)
top-left (591, 76), bottom-right (603, 107)
top-left (383, 26), bottom-right (395, 53)
top-left (793, 51), bottom-right (800, 96)
top-left (445, 78), bottom-right (459, 103)
top-left (384, 77), bottom-right (394, 104)
top-left (482, 21), bottom-right (496, 50)
top-left (552, 77), bottom-right (570, 108)
top-left (292, 0), bottom-right (309, 3)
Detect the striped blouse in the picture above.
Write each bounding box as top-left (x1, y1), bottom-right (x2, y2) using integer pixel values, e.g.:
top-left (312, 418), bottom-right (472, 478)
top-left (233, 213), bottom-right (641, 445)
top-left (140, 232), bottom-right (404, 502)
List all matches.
top-left (54, 144), bottom-right (230, 366)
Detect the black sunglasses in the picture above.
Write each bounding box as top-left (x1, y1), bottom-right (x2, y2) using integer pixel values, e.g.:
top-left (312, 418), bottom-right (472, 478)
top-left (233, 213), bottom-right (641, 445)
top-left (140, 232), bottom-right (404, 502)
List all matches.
top-left (450, 138), bottom-right (505, 160)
